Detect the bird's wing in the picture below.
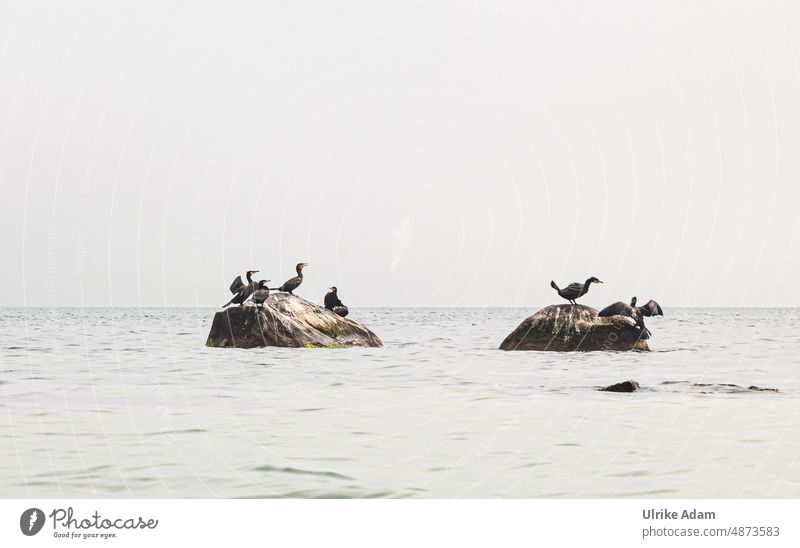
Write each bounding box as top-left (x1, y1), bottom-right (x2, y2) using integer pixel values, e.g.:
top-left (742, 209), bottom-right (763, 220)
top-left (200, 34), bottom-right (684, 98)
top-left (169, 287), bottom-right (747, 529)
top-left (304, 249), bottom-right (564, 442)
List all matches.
top-left (282, 276), bottom-right (301, 291)
top-left (598, 302), bottom-right (629, 317)
top-left (649, 300), bottom-right (664, 316)
top-left (560, 282), bottom-right (584, 297)
top-left (640, 300), bottom-right (663, 316)
top-left (229, 276), bottom-right (244, 294)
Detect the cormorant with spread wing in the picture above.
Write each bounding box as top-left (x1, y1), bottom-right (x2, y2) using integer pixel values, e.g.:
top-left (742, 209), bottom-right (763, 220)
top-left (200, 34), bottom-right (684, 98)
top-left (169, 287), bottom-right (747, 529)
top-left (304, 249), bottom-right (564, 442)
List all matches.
top-left (223, 270), bottom-right (259, 307)
top-left (598, 296), bottom-right (650, 339)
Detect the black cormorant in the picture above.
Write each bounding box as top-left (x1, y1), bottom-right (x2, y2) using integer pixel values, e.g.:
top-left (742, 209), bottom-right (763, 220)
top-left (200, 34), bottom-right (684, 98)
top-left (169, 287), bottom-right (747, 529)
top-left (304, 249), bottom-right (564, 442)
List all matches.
top-left (550, 277), bottom-right (603, 305)
top-left (271, 263), bottom-right (307, 295)
top-left (252, 280), bottom-right (271, 309)
top-left (598, 296), bottom-right (650, 339)
top-left (223, 270), bottom-right (259, 307)
top-left (324, 287), bottom-right (348, 317)
top-left (637, 299), bottom-right (664, 317)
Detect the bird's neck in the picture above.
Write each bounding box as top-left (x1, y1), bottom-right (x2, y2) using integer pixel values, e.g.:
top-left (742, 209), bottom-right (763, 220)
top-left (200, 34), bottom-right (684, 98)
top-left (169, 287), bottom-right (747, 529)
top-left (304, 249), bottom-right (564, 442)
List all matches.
top-left (246, 272), bottom-right (253, 283)
top-left (583, 279), bottom-right (593, 292)
top-left (296, 267), bottom-right (303, 277)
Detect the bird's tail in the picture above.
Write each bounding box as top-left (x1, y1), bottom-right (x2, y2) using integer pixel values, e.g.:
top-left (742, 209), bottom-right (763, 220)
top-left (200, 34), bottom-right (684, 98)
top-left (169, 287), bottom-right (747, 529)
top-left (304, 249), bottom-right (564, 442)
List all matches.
top-left (550, 280), bottom-right (559, 291)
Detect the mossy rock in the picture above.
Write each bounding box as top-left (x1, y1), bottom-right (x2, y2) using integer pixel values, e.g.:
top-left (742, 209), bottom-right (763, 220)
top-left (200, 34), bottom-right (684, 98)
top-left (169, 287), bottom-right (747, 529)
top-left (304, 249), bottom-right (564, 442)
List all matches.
top-left (499, 304), bottom-right (650, 352)
top-left (206, 294), bottom-right (382, 349)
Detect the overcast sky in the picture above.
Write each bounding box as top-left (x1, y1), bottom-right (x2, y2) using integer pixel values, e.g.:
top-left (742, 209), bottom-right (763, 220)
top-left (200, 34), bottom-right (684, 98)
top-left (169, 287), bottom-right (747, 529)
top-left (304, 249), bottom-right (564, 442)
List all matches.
top-left (1, 1), bottom-right (799, 307)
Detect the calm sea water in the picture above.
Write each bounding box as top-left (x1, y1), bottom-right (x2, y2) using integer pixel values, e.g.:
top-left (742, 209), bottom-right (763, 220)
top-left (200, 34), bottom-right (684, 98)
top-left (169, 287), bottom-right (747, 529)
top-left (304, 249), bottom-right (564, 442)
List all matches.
top-left (1, 307), bottom-right (798, 498)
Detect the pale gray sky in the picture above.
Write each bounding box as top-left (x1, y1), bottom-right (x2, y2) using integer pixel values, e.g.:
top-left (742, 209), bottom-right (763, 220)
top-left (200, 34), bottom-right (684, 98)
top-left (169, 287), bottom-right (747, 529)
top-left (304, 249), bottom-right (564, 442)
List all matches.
top-left (1, 1), bottom-right (799, 307)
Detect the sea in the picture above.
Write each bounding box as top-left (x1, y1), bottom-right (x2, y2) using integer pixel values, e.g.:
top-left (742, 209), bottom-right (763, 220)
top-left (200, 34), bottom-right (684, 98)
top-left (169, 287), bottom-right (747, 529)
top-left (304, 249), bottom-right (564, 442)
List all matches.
top-left (1, 307), bottom-right (798, 498)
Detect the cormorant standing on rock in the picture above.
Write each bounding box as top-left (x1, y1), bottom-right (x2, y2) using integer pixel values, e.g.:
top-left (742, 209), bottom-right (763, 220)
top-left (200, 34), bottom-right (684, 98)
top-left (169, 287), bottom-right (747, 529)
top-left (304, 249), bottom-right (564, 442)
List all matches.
top-left (252, 280), bottom-right (271, 309)
top-left (598, 297), bottom-right (651, 339)
top-left (550, 277), bottom-right (603, 305)
top-left (324, 287), bottom-right (349, 317)
top-left (637, 299), bottom-right (664, 317)
top-left (271, 263), bottom-right (307, 295)
top-left (224, 270), bottom-right (259, 307)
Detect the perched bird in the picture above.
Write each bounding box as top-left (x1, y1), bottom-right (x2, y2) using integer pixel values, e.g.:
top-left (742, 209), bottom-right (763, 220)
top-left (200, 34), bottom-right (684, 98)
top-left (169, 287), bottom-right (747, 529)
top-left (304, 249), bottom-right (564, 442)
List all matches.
top-left (550, 277), bottom-right (603, 305)
top-left (272, 263), bottom-right (307, 295)
top-left (324, 287), bottom-right (348, 317)
top-left (324, 287), bottom-right (343, 310)
top-left (598, 296), bottom-right (651, 339)
top-left (252, 280), bottom-right (271, 309)
top-left (637, 299), bottom-right (664, 317)
top-left (228, 270), bottom-right (258, 295)
top-left (223, 270), bottom-right (259, 307)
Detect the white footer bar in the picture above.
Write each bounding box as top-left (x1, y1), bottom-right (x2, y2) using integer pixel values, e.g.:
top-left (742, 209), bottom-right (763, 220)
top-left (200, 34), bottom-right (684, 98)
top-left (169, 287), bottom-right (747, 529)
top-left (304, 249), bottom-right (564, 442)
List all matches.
top-left (1, 499), bottom-right (796, 547)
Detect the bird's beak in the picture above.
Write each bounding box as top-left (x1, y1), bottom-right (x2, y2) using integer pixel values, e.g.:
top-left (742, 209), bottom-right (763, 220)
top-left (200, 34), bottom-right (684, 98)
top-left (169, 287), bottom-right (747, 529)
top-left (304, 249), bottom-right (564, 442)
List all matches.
top-left (595, 280), bottom-right (603, 284)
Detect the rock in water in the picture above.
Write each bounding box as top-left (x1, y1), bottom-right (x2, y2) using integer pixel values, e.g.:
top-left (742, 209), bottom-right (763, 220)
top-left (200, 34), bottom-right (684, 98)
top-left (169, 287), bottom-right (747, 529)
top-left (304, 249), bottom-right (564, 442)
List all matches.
top-left (499, 304), bottom-right (650, 352)
top-left (600, 380), bottom-right (641, 392)
top-left (206, 293), bottom-right (382, 348)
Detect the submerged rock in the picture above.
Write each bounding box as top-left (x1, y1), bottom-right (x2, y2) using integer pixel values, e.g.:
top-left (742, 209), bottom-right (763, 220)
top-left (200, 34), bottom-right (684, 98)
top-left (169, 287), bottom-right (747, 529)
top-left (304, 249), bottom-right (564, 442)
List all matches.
top-left (599, 380), bottom-right (640, 392)
top-left (660, 381), bottom-right (779, 394)
top-left (499, 304), bottom-right (650, 352)
top-left (206, 293), bottom-right (382, 349)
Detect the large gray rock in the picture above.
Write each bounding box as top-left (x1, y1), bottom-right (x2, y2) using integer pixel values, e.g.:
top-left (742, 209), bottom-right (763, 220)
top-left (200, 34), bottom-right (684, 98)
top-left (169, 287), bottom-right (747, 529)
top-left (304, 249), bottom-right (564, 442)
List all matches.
top-left (499, 304), bottom-right (650, 352)
top-left (206, 293), bottom-right (382, 348)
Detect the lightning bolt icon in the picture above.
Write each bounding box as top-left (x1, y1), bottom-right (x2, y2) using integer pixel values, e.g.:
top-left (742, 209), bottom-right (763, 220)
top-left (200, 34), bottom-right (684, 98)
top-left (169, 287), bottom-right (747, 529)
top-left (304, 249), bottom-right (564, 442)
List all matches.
top-left (28, 510), bottom-right (38, 532)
